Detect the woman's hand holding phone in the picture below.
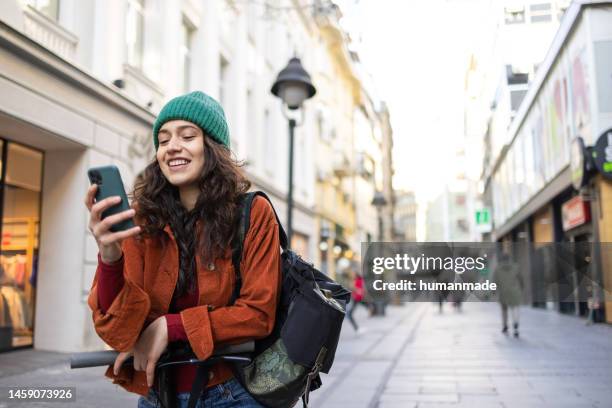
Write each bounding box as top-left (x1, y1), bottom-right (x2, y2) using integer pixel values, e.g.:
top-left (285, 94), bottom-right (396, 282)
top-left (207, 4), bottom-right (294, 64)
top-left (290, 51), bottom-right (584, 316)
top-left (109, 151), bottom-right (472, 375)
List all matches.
top-left (85, 184), bottom-right (141, 264)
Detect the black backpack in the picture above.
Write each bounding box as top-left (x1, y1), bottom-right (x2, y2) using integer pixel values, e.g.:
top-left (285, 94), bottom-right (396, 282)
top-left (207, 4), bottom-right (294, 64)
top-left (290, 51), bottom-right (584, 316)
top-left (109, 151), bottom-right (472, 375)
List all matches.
top-left (229, 191), bottom-right (351, 408)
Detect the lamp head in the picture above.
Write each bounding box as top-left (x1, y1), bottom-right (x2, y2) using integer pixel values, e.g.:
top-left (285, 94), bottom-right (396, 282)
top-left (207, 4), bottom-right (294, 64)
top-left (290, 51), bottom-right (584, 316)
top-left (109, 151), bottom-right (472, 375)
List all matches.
top-left (271, 57), bottom-right (316, 110)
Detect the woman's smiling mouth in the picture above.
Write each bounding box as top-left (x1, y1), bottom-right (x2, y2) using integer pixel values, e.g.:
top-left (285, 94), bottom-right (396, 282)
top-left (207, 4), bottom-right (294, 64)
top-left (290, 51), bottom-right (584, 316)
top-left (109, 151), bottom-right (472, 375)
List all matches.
top-left (168, 158), bottom-right (191, 170)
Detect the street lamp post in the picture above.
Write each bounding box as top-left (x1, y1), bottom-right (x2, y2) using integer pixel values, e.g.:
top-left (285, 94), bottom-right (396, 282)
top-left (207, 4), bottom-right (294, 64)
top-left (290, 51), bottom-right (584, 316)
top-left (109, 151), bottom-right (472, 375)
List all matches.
top-left (371, 191), bottom-right (388, 241)
top-left (271, 57), bottom-right (316, 245)
top-left (371, 190), bottom-right (389, 315)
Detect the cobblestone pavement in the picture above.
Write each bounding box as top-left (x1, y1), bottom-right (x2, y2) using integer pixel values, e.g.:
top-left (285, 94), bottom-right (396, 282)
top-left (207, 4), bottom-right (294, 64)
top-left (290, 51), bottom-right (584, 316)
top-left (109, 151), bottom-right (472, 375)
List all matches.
top-left (0, 302), bottom-right (611, 407)
top-left (311, 302), bottom-right (612, 408)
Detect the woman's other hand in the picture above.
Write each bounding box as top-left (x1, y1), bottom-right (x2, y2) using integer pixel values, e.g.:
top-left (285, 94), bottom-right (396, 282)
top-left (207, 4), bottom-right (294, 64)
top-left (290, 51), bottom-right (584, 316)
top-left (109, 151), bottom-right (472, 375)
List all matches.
top-left (132, 316), bottom-right (169, 388)
top-left (85, 183), bottom-right (141, 263)
top-left (113, 350), bottom-right (133, 376)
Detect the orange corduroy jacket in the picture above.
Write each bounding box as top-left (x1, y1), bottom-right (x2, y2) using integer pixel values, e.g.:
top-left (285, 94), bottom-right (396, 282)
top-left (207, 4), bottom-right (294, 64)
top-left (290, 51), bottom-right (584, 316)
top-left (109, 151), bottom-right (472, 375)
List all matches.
top-left (87, 196), bottom-right (281, 396)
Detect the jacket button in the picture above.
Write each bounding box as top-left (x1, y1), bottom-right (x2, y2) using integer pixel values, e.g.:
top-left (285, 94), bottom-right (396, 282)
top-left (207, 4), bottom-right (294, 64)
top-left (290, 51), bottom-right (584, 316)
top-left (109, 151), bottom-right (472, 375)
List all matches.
top-left (207, 263), bottom-right (215, 271)
top-left (208, 371), bottom-right (215, 380)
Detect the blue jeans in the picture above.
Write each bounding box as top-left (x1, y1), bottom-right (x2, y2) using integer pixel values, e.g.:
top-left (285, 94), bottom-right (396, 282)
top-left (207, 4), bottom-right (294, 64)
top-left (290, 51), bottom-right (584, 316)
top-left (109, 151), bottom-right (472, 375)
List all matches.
top-left (137, 378), bottom-right (263, 408)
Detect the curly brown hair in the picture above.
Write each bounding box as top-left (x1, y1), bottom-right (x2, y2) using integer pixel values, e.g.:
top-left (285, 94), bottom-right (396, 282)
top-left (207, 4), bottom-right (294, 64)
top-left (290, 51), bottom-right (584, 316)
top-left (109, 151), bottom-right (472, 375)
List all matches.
top-left (132, 136), bottom-right (251, 297)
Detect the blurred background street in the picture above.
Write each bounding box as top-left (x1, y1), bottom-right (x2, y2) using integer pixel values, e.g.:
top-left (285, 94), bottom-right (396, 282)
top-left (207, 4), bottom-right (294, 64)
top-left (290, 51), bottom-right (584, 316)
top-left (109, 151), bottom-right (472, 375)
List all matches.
top-left (1, 303), bottom-right (611, 407)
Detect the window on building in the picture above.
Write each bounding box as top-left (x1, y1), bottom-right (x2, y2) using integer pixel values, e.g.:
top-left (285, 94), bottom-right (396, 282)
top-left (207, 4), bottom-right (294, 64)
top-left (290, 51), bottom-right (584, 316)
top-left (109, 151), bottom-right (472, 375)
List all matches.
top-left (180, 17), bottom-right (194, 92)
top-left (504, 6), bottom-right (525, 24)
top-left (357, 152), bottom-right (374, 181)
top-left (126, 0), bottom-right (145, 69)
top-left (247, 89), bottom-right (256, 164)
top-left (219, 56), bottom-right (230, 109)
top-left (25, 0), bottom-right (59, 20)
top-left (317, 112), bottom-right (324, 141)
top-left (246, 1), bottom-right (258, 41)
top-left (530, 3), bottom-right (552, 23)
top-left (510, 88), bottom-right (528, 112)
top-left (263, 109), bottom-right (275, 175)
top-left (317, 111), bottom-right (334, 144)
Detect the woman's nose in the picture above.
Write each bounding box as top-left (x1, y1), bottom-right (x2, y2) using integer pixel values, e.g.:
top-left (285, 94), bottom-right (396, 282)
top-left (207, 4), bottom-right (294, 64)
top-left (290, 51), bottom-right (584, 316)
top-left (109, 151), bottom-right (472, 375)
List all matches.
top-left (167, 136), bottom-right (182, 151)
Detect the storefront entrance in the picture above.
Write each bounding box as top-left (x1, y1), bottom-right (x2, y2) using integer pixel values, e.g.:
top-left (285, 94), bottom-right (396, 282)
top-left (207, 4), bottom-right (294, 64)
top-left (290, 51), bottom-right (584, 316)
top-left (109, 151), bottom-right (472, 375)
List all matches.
top-left (0, 138), bottom-right (43, 351)
top-left (558, 194), bottom-right (597, 319)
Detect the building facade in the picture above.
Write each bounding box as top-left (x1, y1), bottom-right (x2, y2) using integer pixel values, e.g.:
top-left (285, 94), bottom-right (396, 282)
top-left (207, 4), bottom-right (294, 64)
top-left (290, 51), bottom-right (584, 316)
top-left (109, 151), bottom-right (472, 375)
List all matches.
top-left (311, 5), bottom-right (393, 281)
top-left (464, 0), bottom-right (570, 243)
top-left (483, 1), bottom-right (612, 323)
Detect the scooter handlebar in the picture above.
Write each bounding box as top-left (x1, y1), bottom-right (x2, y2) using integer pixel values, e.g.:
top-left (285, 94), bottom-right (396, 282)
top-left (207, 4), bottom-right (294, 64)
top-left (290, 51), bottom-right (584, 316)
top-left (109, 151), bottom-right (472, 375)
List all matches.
top-left (70, 341), bottom-right (255, 369)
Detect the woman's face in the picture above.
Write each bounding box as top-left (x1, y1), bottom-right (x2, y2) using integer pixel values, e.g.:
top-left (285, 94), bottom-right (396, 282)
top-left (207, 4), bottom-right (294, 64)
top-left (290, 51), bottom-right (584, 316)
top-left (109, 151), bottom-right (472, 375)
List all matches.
top-left (156, 120), bottom-right (205, 188)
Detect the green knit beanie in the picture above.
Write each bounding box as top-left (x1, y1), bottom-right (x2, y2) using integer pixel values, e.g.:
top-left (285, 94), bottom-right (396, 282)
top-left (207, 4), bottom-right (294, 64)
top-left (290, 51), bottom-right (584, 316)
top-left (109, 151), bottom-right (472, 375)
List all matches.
top-left (152, 91), bottom-right (230, 149)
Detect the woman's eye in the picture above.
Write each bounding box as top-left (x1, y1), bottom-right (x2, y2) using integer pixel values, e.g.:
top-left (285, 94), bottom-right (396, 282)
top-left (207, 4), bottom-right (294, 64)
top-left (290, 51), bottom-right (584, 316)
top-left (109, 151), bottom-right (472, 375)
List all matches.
top-left (159, 139), bottom-right (169, 145)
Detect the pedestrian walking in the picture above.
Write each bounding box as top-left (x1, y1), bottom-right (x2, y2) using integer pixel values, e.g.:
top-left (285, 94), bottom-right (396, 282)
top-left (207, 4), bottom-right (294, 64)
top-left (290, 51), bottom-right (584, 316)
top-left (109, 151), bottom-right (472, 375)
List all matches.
top-left (431, 268), bottom-right (451, 314)
top-left (85, 91), bottom-right (280, 407)
top-left (493, 250), bottom-right (523, 338)
top-left (345, 270), bottom-right (366, 333)
top-left (586, 282), bottom-right (602, 325)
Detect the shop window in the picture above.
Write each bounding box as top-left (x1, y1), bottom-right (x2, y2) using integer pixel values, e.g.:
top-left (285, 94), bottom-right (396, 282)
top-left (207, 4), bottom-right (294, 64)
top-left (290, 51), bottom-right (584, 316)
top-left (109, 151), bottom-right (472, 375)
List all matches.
top-left (0, 141), bottom-right (43, 351)
top-left (25, 0), bottom-right (59, 21)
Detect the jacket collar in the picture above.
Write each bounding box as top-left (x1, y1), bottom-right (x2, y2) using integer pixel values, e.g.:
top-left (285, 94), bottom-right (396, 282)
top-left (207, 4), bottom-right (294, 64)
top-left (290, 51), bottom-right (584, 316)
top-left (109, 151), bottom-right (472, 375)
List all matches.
top-left (163, 224), bottom-right (175, 241)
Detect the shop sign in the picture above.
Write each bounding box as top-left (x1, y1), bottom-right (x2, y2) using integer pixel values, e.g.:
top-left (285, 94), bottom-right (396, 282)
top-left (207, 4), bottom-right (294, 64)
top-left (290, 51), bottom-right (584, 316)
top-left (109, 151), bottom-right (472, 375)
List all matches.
top-left (592, 129), bottom-right (612, 180)
top-left (475, 208), bottom-right (492, 232)
top-left (570, 136), bottom-right (589, 189)
top-left (561, 196), bottom-right (591, 231)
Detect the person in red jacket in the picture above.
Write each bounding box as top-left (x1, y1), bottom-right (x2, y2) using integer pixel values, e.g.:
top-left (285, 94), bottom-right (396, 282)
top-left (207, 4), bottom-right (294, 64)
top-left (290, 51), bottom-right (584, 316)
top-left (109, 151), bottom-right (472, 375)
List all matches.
top-left (85, 91), bottom-right (280, 407)
top-left (345, 270), bottom-right (366, 333)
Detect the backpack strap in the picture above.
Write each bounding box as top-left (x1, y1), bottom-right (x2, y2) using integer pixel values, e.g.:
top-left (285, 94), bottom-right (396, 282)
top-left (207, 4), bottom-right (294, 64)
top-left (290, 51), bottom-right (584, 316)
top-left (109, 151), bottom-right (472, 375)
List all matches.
top-left (187, 365), bottom-right (210, 408)
top-left (229, 191), bottom-right (288, 305)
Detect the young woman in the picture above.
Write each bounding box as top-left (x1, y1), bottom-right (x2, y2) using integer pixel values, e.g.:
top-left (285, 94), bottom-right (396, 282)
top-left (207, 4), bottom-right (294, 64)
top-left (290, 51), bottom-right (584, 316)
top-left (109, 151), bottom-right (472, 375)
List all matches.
top-left (85, 91), bottom-right (281, 407)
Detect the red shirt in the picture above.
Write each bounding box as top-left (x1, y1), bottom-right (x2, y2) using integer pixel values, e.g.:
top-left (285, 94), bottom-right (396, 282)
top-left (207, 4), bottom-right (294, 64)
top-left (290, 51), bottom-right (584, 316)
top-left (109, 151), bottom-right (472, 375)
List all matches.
top-left (352, 276), bottom-right (364, 302)
top-left (97, 253), bottom-right (198, 392)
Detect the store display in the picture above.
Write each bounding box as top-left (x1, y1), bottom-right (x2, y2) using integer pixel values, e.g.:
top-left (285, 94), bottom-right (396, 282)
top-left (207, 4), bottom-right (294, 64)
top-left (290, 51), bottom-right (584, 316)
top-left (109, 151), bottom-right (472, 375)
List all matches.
top-left (0, 217), bottom-right (39, 348)
top-left (0, 140), bottom-right (42, 351)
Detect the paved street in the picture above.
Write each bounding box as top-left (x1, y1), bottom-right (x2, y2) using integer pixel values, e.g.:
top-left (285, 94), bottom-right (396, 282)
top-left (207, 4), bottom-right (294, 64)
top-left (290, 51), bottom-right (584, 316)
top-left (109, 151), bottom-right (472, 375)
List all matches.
top-left (1, 303), bottom-right (611, 407)
top-left (312, 303), bottom-right (612, 408)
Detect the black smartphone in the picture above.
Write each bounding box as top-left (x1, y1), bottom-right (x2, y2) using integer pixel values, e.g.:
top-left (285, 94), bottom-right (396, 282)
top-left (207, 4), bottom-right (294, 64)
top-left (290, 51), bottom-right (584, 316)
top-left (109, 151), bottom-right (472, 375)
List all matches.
top-left (87, 165), bottom-right (135, 232)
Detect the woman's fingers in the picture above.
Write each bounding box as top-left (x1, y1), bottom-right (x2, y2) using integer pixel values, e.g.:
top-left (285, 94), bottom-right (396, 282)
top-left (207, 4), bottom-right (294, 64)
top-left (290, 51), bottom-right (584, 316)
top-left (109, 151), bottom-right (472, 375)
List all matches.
top-left (84, 184), bottom-right (97, 210)
top-left (93, 208), bottom-right (135, 236)
top-left (113, 351), bottom-right (133, 376)
top-left (133, 354), bottom-right (145, 372)
top-left (97, 225), bottom-right (141, 247)
top-left (146, 359), bottom-right (156, 388)
top-left (90, 196), bottom-right (122, 222)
